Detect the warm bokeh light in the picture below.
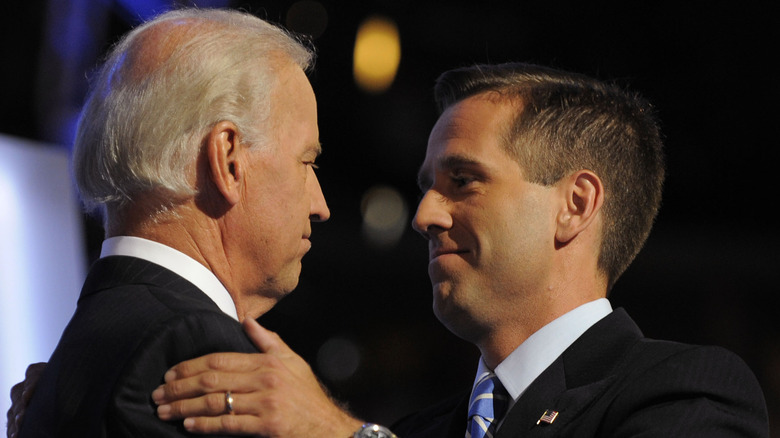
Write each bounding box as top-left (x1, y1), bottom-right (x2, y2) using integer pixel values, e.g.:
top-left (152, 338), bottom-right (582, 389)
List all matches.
top-left (353, 16), bottom-right (401, 94)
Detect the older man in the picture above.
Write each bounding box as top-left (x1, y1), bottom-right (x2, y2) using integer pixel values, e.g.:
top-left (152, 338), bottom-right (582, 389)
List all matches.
top-left (16, 8), bottom-right (363, 437)
top-left (149, 63), bottom-right (768, 437)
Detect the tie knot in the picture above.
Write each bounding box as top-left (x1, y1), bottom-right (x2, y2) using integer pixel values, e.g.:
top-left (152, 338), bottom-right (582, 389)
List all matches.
top-left (467, 372), bottom-right (509, 438)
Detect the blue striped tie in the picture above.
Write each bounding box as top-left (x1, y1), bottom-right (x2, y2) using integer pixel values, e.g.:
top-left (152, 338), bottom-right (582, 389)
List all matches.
top-left (466, 372), bottom-right (509, 438)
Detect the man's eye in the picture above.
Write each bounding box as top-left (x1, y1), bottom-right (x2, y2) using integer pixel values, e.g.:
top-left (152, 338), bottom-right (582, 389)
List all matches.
top-left (452, 175), bottom-right (474, 187)
top-left (305, 161), bottom-right (319, 169)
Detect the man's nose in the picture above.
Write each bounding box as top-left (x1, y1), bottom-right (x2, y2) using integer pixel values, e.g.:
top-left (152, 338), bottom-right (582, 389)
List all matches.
top-left (412, 190), bottom-right (451, 238)
top-left (310, 173), bottom-right (330, 222)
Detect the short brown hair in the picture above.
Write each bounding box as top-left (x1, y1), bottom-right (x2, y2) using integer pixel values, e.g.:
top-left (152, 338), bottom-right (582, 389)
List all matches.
top-left (434, 63), bottom-right (665, 290)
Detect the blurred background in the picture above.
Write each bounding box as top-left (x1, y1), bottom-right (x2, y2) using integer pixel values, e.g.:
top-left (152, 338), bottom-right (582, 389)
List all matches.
top-left (1, 0), bottom-right (778, 433)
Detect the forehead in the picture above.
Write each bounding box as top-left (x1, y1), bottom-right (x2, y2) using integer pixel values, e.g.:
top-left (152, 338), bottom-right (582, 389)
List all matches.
top-left (272, 60), bottom-right (317, 117)
top-left (268, 59), bottom-right (320, 154)
top-left (421, 93), bottom-right (518, 170)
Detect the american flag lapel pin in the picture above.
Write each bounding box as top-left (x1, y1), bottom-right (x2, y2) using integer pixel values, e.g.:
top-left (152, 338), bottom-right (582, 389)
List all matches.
top-left (536, 409), bottom-right (559, 425)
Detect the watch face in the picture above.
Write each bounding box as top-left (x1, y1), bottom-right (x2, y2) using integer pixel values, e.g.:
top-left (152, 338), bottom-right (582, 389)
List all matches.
top-left (356, 424), bottom-right (397, 438)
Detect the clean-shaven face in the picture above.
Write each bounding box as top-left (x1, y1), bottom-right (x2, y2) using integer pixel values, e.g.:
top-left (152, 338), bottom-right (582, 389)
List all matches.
top-left (413, 92), bottom-right (558, 343)
top-left (238, 62), bottom-right (330, 300)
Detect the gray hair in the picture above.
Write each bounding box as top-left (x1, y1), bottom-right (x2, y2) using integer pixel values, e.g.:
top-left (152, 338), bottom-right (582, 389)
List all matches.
top-left (73, 8), bottom-right (314, 221)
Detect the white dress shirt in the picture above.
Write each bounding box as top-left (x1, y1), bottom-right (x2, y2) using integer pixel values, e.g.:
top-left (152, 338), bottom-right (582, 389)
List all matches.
top-left (100, 236), bottom-right (239, 321)
top-left (471, 298), bottom-right (613, 416)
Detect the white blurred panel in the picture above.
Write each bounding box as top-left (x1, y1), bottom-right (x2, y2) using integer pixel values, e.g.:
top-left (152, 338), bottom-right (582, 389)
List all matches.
top-left (0, 134), bottom-right (86, 420)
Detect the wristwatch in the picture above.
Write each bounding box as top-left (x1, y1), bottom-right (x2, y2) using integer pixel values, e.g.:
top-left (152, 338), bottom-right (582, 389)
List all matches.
top-left (353, 423), bottom-right (398, 438)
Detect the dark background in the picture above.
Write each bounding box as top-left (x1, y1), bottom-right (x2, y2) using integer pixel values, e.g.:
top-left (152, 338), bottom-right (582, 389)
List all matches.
top-left (2, 0), bottom-right (779, 433)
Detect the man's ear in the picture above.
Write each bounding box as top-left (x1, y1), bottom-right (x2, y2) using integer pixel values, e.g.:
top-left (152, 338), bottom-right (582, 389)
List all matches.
top-left (555, 170), bottom-right (604, 245)
top-left (206, 121), bottom-right (243, 206)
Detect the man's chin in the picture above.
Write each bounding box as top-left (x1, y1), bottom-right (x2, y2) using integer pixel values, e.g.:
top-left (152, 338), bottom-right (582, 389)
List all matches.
top-left (432, 289), bottom-right (463, 330)
top-left (254, 272), bottom-right (300, 305)
top-left (432, 287), bottom-right (486, 343)
top-left (276, 263), bottom-right (303, 293)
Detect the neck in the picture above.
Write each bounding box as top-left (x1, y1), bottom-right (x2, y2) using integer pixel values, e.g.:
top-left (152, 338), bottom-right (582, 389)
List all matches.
top-left (107, 201), bottom-right (277, 321)
top-left (476, 257), bottom-right (607, 369)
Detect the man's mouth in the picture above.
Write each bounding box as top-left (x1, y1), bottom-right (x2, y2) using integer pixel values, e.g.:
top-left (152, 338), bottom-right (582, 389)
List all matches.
top-left (430, 247), bottom-right (468, 260)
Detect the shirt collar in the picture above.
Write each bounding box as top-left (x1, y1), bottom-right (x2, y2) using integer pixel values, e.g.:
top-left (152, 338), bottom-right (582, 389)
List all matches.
top-left (475, 298), bottom-right (613, 404)
top-left (100, 236), bottom-right (239, 321)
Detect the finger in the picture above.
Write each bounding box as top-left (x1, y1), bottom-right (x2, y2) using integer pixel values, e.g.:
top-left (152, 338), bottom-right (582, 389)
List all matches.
top-left (10, 381), bottom-right (24, 402)
top-left (164, 351), bottom-right (262, 383)
top-left (152, 378), bottom-right (210, 405)
top-left (241, 318), bottom-right (289, 355)
top-left (7, 409), bottom-right (18, 438)
top-left (26, 362), bottom-right (47, 378)
top-left (157, 392), bottom-right (235, 420)
top-left (154, 369), bottom-right (249, 404)
top-left (182, 414), bottom-right (267, 436)
top-left (153, 362), bottom-right (285, 405)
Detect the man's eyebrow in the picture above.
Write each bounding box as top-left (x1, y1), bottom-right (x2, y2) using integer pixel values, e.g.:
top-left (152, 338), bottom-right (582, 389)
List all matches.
top-left (307, 141), bottom-right (323, 157)
top-left (438, 154), bottom-right (481, 169)
top-left (416, 154), bottom-right (481, 190)
top-left (416, 169), bottom-right (431, 191)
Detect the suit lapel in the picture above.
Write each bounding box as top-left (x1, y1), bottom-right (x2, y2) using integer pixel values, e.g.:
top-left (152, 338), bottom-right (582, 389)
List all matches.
top-left (495, 309), bottom-right (643, 437)
top-left (497, 359), bottom-right (568, 437)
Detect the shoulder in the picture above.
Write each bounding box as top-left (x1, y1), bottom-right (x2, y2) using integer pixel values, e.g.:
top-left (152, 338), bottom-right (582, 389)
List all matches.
top-left (570, 308), bottom-right (761, 387)
top-left (74, 255), bottom-right (251, 369)
top-left (555, 309), bottom-right (769, 437)
top-left (22, 262), bottom-right (249, 436)
top-left (106, 311), bottom-right (257, 436)
top-left (622, 339), bottom-right (765, 401)
top-left (132, 308), bottom-right (256, 359)
top-left (600, 339), bottom-right (769, 437)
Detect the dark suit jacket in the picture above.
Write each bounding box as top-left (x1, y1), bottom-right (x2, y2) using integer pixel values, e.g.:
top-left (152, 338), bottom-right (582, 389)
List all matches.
top-left (393, 309), bottom-right (769, 437)
top-left (20, 256), bottom-right (258, 437)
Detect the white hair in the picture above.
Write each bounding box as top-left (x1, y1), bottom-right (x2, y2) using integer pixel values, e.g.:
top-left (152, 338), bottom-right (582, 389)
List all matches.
top-left (73, 8), bottom-right (314, 222)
